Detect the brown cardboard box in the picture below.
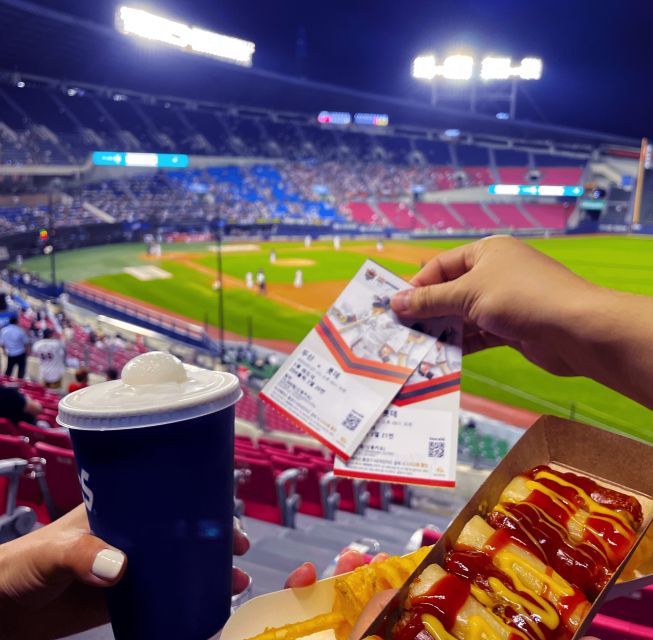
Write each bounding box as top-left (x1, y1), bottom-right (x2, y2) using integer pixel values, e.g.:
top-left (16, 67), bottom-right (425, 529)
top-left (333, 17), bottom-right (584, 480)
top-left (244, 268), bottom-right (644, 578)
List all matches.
top-left (363, 415), bottom-right (653, 639)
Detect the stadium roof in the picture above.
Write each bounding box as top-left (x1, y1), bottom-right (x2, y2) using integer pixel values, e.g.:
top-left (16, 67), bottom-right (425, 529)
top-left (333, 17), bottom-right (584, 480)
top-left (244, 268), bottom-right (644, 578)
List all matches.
top-left (0, 0), bottom-right (647, 146)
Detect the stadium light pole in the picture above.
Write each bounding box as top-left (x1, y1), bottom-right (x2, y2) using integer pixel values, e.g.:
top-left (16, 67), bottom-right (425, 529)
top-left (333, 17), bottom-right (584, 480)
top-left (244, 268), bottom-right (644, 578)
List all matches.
top-left (411, 53), bottom-right (542, 117)
top-left (47, 179), bottom-right (62, 290)
top-left (215, 214), bottom-right (225, 357)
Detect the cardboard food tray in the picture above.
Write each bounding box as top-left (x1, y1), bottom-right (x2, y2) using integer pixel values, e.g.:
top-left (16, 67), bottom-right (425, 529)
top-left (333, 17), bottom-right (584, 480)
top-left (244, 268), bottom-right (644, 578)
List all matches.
top-left (222, 415), bottom-right (653, 640)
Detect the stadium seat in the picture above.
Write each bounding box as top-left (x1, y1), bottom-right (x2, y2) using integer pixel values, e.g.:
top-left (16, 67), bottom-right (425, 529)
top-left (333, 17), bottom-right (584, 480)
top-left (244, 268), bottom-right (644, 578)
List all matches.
top-left (293, 444), bottom-right (325, 459)
top-left (269, 453), bottom-right (340, 520)
top-left (234, 455), bottom-right (302, 527)
top-left (258, 437), bottom-right (288, 451)
top-left (0, 458), bottom-right (38, 543)
top-left (33, 442), bottom-right (82, 518)
top-left (367, 482), bottom-right (392, 511)
top-left (335, 475), bottom-right (368, 515)
top-left (0, 434), bottom-right (52, 522)
top-left (0, 418), bottom-right (20, 437)
top-left (18, 422), bottom-right (72, 449)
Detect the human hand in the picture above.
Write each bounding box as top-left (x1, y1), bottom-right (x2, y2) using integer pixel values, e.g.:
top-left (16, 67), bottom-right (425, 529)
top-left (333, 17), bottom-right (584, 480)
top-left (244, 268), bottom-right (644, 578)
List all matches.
top-left (391, 236), bottom-right (599, 376)
top-left (0, 505), bottom-right (251, 640)
top-left (284, 549), bottom-right (389, 588)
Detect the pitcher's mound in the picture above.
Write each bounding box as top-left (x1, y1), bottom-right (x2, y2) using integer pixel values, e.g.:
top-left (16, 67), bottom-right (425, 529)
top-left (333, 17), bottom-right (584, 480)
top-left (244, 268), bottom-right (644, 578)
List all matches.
top-left (275, 258), bottom-right (315, 267)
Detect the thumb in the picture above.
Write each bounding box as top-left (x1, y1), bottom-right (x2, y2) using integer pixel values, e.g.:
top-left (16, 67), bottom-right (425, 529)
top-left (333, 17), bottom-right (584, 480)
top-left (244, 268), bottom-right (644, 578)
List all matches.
top-left (65, 534), bottom-right (127, 587)
top-left (34, 532), bottom-right (128, 590)
top-left (391, 278), bottom-right (470, 320)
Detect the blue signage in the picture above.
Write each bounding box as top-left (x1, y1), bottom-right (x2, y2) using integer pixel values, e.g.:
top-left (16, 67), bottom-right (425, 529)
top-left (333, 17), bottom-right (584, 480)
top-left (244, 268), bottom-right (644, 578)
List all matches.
top-left (92, 152), bottom-right (189, 168)
top-left (488, 184), bottom-right (584, 197)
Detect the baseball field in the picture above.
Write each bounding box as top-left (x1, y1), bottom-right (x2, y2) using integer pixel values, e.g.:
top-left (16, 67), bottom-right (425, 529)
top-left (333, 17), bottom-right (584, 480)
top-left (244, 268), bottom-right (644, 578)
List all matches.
top-left (22, 236), bottom-right (653, 443)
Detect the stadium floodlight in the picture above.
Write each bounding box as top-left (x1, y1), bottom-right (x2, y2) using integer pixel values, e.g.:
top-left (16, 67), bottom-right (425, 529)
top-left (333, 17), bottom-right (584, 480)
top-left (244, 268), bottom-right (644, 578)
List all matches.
top-left (412, 54), bottom-right (473, 81)
top-left (481, 56), bottom-right (543, 80)
top-left (518, 57), bottom-right (543, 80)
top-left (440, 55), bottom-right (474, 80)
top-left (481, 57), bottom-right (512, 80)
top-left (412, 54), bottom-right (437, 80)
top-left (116, 6), bottom-right (255, 67)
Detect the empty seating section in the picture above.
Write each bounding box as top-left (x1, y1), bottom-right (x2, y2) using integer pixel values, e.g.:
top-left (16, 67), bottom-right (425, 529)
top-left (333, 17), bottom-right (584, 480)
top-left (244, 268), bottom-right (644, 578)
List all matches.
top-left (414, 203), bottom-right (463, 229)
top-left (486, 203), bottom-right (534, 228)
top-left (377, 202), bottom-right (424, 229)
top-left (498, 166), bottom-right (529, 183)
top-left (346, 201), bottom-right (381, 225)
top-left (464, 166), bottom-right (493, 186)
top-left (451, 203), bottom-right (500, 229)
top-left (538, 166), bottom-right (583, 185)
top-left (523, 202), bottom-right (571, 229)
top-left (233, 435), bottom-right (402, 526)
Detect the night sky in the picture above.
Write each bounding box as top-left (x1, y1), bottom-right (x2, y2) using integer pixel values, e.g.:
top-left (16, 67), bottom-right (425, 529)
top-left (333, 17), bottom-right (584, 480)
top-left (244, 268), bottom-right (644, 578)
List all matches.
top-left (26, 0), bottom-right (653, 138)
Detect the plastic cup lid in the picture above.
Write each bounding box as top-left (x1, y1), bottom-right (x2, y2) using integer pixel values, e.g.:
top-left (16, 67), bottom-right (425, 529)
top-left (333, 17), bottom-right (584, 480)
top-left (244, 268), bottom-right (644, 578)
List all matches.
top-left (58, 352), bottom-right (242, 430)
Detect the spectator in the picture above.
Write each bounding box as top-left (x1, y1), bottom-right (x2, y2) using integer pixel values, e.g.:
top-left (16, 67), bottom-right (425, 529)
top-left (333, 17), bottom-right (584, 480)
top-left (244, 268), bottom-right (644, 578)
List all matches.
top-left (106, 367), bottom-right (119, 381)
top-left (0, 383), bottom-right (42, 425)
top-left (68, 367), bottom-right (89, 393)
top-left (32, 328), bottom-right (66, 389)
top-left (0, 315), bottom-right (29, 378)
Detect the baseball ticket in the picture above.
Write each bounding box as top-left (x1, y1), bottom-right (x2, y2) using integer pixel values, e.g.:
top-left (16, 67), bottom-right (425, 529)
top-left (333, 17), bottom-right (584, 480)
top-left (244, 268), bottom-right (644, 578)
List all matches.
top-left (260, 260), bottom-right (435, 459)
top-left (334, 317), bottom-right (462, 486)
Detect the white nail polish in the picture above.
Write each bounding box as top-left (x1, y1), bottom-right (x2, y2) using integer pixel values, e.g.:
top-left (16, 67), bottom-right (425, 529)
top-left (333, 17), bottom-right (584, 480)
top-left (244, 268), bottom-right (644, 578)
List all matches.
top-left (92, 549), bottom-right (125, 581)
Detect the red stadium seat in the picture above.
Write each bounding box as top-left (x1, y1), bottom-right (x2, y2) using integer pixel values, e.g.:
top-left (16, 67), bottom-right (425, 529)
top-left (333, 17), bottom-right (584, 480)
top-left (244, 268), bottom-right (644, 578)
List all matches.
top-left (258, 437), bottom-right (288, 451)
top-left (269, 454), bottom-right (339, 520)
top-left (0, 434), bottom-right (51, 522)
top-left (367, 482), bottom-right (392, 511)
top-left (293, 444), bottom-right (325, 459)
top-left (33, 442), bottom-right (82, 517)
top-left (234, 455), bottom-right (301, 527)
top-left (18, 422), bottom-right (72, 448)
top-left (391, 484), bottom-right (411, 505)
top-left (0, 418), bottom-right (20, 437)
top-left (36, 413), bottom-right (59, 429)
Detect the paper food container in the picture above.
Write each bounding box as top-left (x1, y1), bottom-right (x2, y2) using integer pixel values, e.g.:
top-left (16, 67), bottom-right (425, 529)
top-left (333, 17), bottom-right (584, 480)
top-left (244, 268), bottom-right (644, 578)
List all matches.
top-left (223, 415), bottom-right (653, 640)
top-left (221, 573), bottom-right (339, 639)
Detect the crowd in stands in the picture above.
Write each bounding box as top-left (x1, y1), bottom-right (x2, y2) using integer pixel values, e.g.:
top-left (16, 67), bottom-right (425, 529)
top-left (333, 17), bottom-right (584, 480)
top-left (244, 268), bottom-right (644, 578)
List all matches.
top-left (0, 161), bottom-right (576, 238)
top-left (0, 78), bottom-right (587, 237)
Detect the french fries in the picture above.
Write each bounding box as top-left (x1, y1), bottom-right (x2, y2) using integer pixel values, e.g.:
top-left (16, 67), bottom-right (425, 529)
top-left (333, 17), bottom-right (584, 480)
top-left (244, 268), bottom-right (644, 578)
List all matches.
top-left (244, 546), bottom-right (431, 640)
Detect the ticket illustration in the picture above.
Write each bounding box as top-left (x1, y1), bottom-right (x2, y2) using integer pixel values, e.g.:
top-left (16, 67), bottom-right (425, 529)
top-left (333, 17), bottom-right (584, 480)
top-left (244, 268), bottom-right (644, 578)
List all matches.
top-left (334, 317), bottom-right (462, 485)
top-left (260, 260), bottom-right (435, 459)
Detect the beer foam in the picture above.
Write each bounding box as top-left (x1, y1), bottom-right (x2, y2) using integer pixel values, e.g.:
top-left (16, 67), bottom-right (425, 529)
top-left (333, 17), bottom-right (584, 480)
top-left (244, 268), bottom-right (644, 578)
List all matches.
top-left (122, 351), bottom-right (188, 386)
top-left (58, 352), bottom-right (241, 430)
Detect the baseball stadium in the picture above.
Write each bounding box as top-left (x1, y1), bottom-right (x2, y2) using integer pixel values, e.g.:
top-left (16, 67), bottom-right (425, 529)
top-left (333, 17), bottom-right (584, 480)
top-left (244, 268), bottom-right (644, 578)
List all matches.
top-left (0, 2), bottom-right (652, 640)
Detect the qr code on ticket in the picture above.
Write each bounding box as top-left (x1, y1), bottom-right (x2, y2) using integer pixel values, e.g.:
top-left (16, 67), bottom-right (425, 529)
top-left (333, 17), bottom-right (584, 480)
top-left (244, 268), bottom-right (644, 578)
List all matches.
top-left (428, 437), bottom-right (446, 458)
top-left (342, 411), bottom-right (363, 431)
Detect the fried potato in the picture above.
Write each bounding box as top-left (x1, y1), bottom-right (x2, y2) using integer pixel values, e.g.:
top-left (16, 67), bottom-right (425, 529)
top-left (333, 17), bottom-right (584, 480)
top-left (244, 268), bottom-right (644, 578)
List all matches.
top-left (244, 546), bottom-right (434, 640)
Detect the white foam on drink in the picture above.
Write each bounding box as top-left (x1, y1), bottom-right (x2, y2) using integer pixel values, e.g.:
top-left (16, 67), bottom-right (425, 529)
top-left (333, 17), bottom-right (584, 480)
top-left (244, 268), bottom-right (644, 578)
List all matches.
top-left (58, 352), bottom-right (241, 430)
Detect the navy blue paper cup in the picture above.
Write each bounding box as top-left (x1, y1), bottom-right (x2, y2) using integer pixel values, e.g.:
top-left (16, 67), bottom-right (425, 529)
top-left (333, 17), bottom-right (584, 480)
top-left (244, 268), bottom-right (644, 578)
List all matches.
top-left (58, 352), bottom-right (241, 640)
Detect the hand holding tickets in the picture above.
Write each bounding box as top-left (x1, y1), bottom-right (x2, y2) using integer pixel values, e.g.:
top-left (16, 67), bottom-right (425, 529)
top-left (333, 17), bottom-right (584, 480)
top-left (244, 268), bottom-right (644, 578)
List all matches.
top-left (260, 260), bottom-right (462, 486)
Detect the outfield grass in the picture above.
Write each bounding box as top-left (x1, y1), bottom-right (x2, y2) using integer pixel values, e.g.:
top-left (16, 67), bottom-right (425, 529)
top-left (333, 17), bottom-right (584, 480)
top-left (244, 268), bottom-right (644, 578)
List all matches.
top-left (21, 236), bottom-right (653, 442)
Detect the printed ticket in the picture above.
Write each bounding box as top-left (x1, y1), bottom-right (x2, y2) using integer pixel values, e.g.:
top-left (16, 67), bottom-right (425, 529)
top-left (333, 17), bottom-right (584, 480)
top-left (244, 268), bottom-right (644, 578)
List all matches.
top-left (260, 260), bottom-right (435, 459)
top-left (334, 317), bottom-right (462, 486)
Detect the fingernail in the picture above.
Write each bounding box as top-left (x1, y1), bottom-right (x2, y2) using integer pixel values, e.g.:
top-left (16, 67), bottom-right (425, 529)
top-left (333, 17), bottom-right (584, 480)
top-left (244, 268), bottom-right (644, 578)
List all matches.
top-left (92, 549), bottom-right (125, 581)
top-left (392, 291), bottom-right (411, 313)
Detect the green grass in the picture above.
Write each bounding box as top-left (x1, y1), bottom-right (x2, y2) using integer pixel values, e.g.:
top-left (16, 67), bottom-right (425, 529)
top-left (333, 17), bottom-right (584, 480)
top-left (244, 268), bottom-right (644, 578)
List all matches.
top-left (195, 248), bottom-right (417, 284)
top-left (89, 260), bottom-right (320, 343)
top-left (21, 236), bottom-right (653, 442)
